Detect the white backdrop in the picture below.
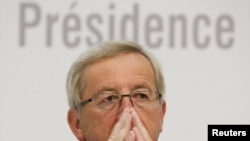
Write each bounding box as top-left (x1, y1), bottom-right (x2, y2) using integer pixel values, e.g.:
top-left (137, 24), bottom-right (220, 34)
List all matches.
top-left (1, 0), bottom-right (250, 141)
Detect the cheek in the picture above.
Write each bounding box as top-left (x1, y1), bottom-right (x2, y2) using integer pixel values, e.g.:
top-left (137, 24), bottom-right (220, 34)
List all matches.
top-left (80, 108), bottom-right (118, 139)
top-left (136, 107), bottom-right (164, 135)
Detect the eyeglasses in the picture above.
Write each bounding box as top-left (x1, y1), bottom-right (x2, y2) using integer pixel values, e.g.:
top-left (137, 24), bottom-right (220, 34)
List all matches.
top-left (79, 88), bottom-right (161, 112)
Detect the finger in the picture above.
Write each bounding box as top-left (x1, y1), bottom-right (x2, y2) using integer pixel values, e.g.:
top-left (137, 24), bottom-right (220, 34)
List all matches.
top-left (108, 108), bottom-right (132, 141)
top-left (130, 108), bottom-right (152, 140)
top-left (126, 131), bottom-right (135, 141)
top-left (130, 108), bottom-right (148, 133)
top-left (132, 127), bottom-right (145, 141)
top-left (133, 126), bottom-right (153, 141)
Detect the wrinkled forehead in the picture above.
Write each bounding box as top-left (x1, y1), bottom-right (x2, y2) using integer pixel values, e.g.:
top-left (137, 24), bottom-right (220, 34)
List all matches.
top-left (81, 52), bottom-right (156, 95)
top-left (84, 52), bottom-right (154, 74)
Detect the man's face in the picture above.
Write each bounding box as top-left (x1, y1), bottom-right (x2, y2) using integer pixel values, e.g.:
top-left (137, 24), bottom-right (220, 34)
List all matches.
top-left (68, 53), bottom-right (166, 141)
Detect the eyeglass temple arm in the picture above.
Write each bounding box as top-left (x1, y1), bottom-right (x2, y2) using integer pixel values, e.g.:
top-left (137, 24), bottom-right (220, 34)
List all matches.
top-left (80, 99), bottom-right (92, 107)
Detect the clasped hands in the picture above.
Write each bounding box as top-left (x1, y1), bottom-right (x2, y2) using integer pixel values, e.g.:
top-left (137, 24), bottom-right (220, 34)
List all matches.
top-left (108, 108), bottom-right (153, 141)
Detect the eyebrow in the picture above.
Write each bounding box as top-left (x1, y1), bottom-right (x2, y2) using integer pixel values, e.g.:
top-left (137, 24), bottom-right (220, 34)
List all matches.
top-left (132, 83), bottom-right (152, 90)
top-left (94, 87), bottom-right (118, 95)
top-left (94, 82), bottom-right (153, 94)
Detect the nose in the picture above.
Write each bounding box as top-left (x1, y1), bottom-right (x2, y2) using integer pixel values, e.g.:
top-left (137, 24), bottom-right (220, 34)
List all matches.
top-left (120, 95), bottom-right (134, 107)
top-left (117, 94), bottom-right (134, 115)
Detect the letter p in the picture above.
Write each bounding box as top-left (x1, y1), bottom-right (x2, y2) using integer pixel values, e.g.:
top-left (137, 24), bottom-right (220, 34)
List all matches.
top-left (19, 3), bottom-right (40, 46)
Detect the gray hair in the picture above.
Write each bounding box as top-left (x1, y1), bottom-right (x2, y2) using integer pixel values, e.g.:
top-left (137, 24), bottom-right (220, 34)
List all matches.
top-left (66, 41), bottom-right (165, 109)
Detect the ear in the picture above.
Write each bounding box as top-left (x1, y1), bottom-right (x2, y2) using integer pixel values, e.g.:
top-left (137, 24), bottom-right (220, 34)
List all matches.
top-left (67, 109), bottom-right (85, 141)
top-left (161, 101), bottom-right (166, 117)
top-left (160, 101), bottom-right (167, 132)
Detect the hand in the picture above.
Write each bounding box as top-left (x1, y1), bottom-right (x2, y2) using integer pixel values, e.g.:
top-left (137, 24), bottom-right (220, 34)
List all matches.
top-left (108, 108), bottom-right (153, 141)
top-left (130, 108), bottom-right (153, 141)
top-left (108, 108), bottom-right (135, 141)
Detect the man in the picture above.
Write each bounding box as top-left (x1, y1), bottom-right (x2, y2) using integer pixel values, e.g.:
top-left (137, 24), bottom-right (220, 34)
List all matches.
top-left (66, 41), bottom-right (166, 141)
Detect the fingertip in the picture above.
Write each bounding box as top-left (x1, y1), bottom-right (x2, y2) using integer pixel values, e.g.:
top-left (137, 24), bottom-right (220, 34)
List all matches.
top-left (118, 108), bottom-right (130, 119)
top-left (129, 107), bottom-right (135, 112)
top-left (130, 108), bottom-right (138, 120)
top-left (132, 126), bottom-right (137, 132)
top-left (124, 108), bottom-right (130, 113)
top-left (128, 130), bottom-right (135, 141)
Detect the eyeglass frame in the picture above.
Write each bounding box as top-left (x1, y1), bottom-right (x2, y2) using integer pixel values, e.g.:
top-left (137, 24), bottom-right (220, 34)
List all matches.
top-left (78, 89), bottom-right (162, 108)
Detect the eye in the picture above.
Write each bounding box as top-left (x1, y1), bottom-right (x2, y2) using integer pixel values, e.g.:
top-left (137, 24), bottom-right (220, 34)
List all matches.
top-left (93, 92), bottom-right (120, 111)
top-left (132, 91), bottom-right (150, 101)
top-left (102, 94), bottom-right (119, 103)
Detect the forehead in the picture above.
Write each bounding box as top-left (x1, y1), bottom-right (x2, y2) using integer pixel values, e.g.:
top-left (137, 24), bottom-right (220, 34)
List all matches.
top-left (85, 52), bottom-right (153, 72)
top-left (83, 53), bottom-right (156, 93)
